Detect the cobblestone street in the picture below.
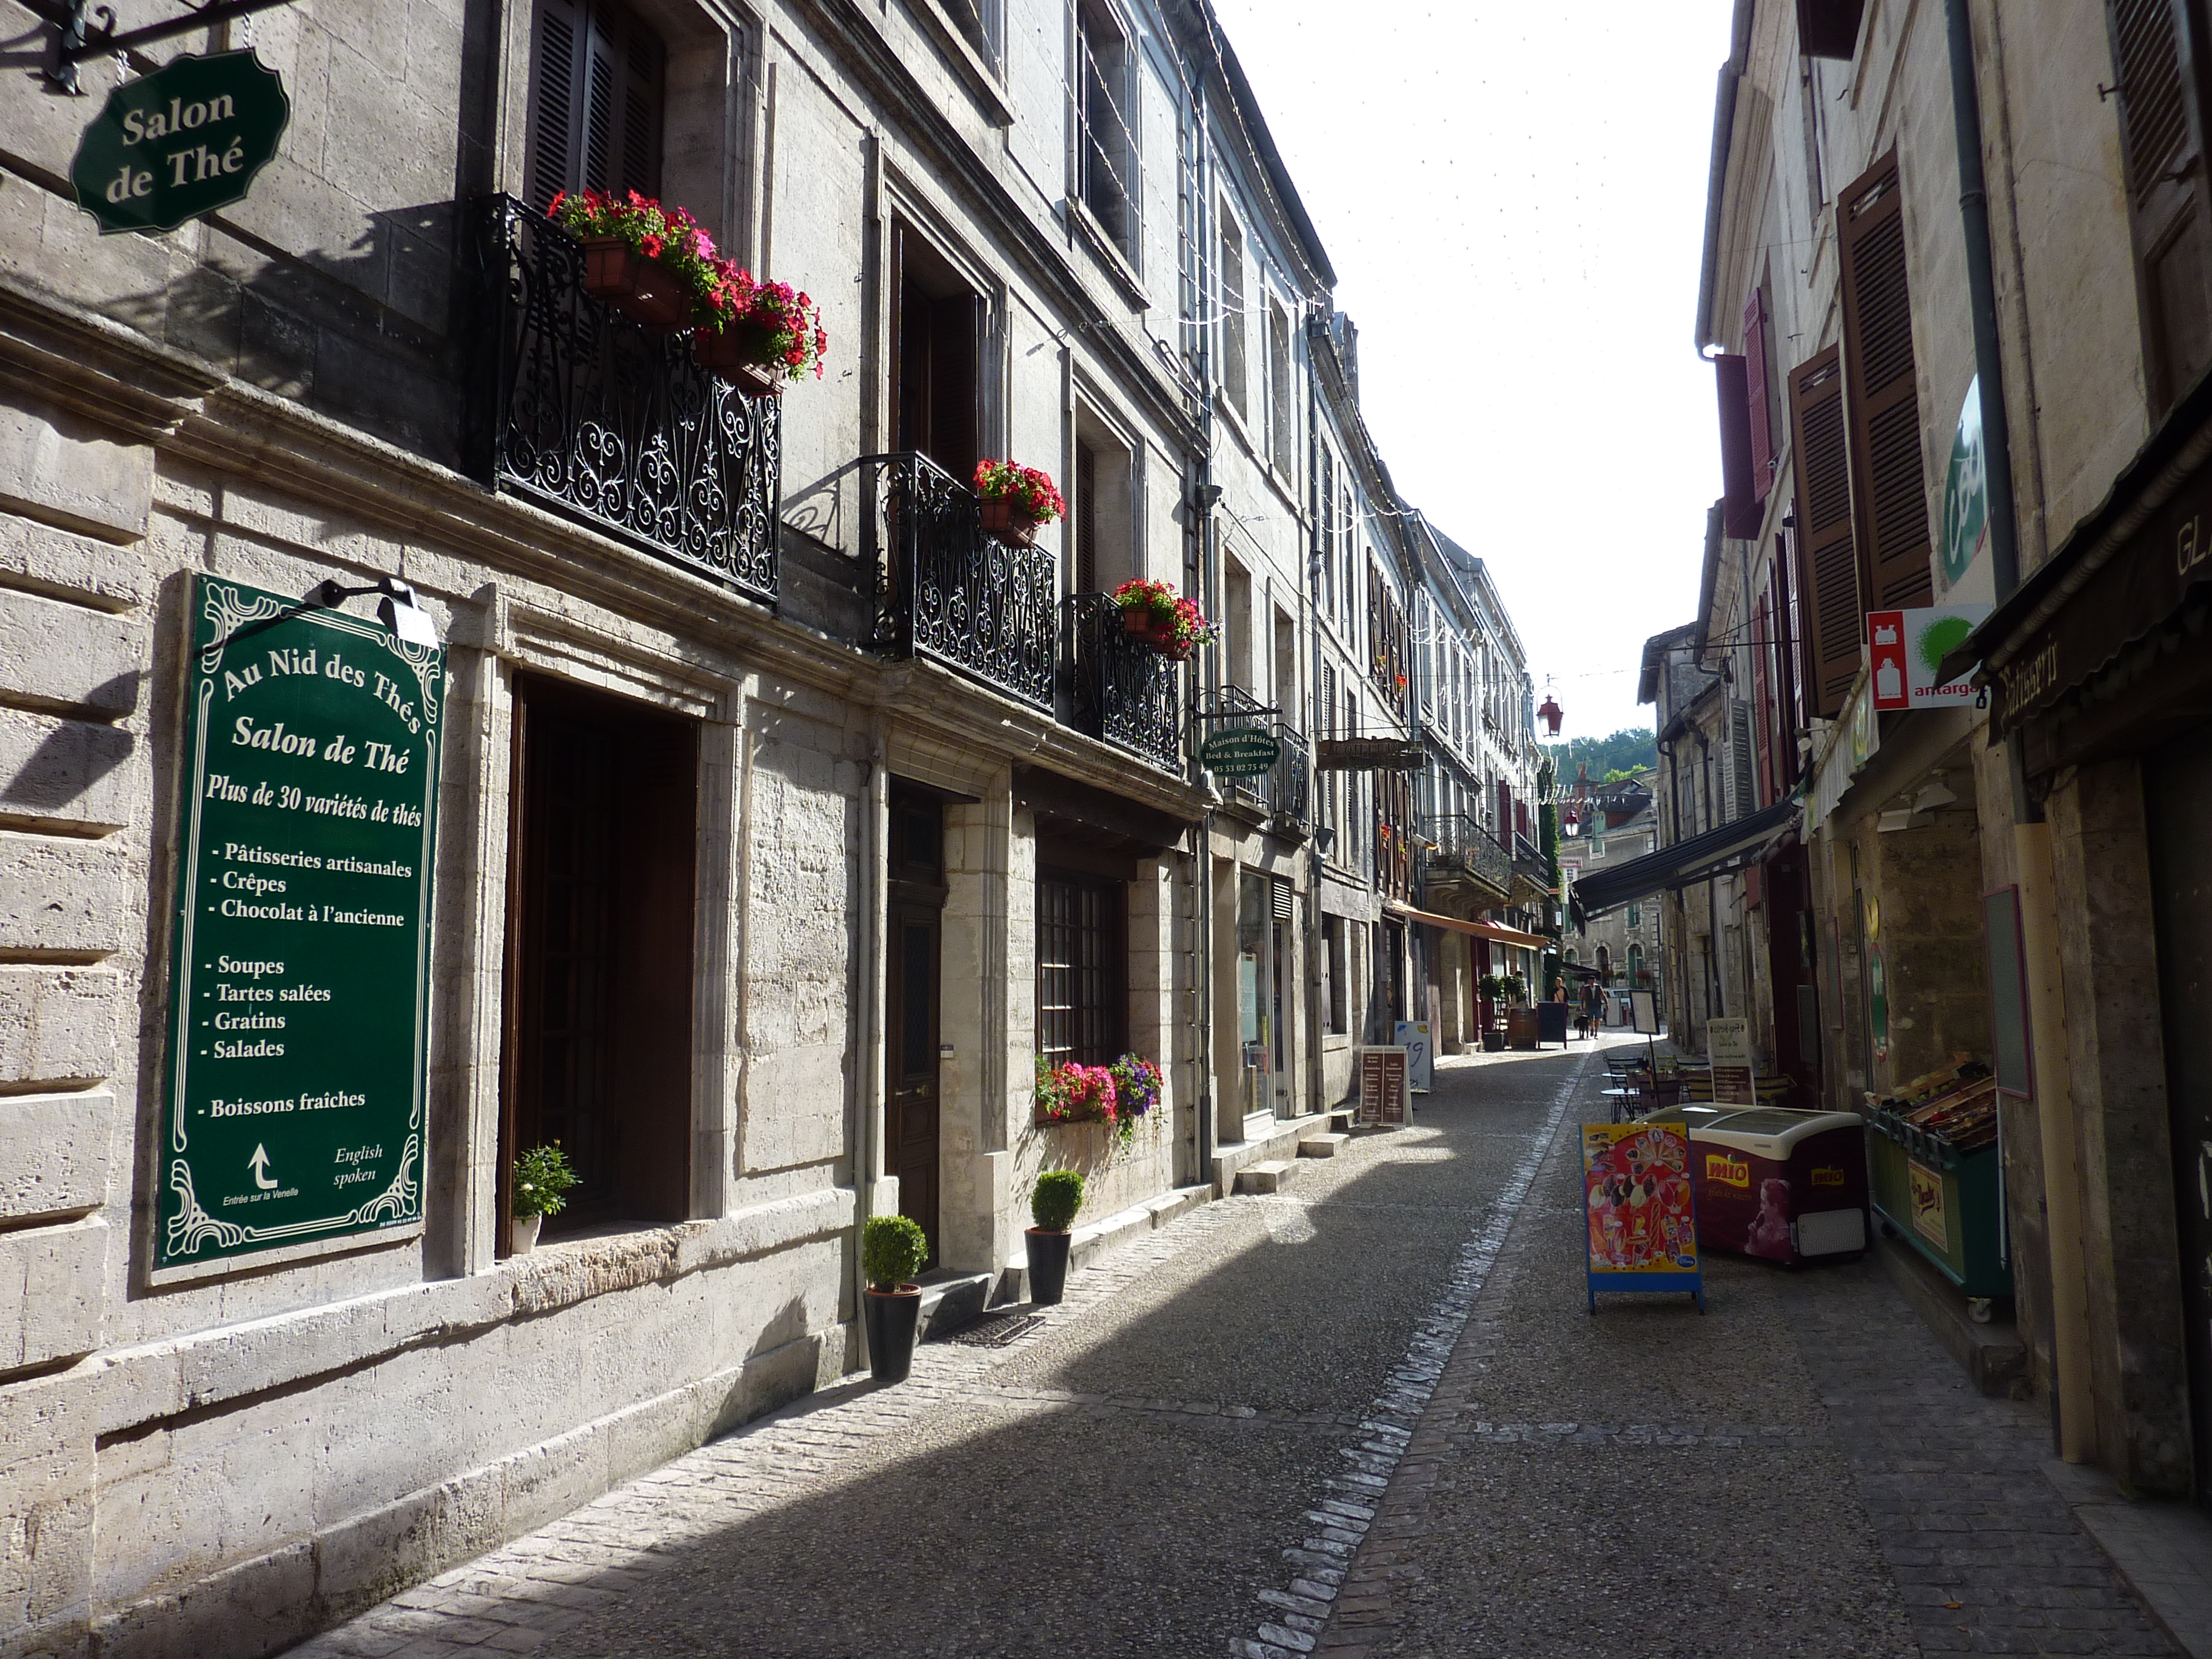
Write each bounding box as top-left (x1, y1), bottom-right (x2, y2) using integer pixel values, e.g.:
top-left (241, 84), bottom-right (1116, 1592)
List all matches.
top-left (286, 1038), bottom-right (2172, 1659)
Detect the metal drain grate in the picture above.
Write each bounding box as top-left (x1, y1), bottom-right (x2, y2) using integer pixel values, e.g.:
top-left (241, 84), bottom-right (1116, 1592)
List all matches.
top-left (943, 1312), bottom-right (1045, 1347)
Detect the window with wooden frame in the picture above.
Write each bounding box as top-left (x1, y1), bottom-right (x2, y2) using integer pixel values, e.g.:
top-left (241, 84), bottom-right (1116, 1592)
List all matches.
top-left (891, 225), bottom-right (984, 484)
top-left (525, 0), bottom-right (665, 211)
top-left (1366, 565), bottom-right (1409, 716)
top-left (1076, 0), bottom-right (1135, 255)
top-left (1219, 209), bottom-right (1248, 418)
top-left (2105, 0), bottom-right (2212, 414)
top-left (1836, 150), bottom-right (1934, 615)
top-left (1267, 298), bottom-right (1295, 477)
top-left (1036, 870), bottom-right (1125, 1067)
top-left (943, 0), bottom-right (1004, 66)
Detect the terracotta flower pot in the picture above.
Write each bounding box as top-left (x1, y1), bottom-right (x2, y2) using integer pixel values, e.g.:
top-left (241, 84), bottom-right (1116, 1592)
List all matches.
top-left (578, 238), bottom-right (694, 330)
top-left (979, 497), bottom-right (1041, 547)
top-left (695, 323), bottom-right (786, 397)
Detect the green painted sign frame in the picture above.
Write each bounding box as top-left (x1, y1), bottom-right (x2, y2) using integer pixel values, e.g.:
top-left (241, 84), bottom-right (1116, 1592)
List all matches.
top-left (71, 50), bottom-right (290, 236)
top-left (1199, 727), bottom-right (1281, 778)
top-left (158, 575), bottom-right (444, 1276)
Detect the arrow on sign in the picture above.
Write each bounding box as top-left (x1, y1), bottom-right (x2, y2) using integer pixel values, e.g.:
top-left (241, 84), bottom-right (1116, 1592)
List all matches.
top-left (249, 1144), bottom-right (278, 1190)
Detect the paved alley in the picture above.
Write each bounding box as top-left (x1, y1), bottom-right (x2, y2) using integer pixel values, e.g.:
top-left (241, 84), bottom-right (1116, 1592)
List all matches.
top-left (285, 1039), bottom-right (2171, 1659)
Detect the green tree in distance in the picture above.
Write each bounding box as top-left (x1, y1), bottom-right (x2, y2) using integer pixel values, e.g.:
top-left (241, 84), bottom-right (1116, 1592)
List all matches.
top-left (1540, 726), bottom-right (1657, 785)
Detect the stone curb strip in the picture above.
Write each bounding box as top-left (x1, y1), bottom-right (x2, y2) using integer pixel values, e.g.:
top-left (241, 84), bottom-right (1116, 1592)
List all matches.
top-left (1228, 1047), bottom-right (1599, 1659)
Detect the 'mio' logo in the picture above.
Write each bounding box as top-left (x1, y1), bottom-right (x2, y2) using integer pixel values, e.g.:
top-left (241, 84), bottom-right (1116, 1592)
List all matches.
top-left (1704, 1153), bottom-right (1750, 1189)
top-left (1811, 1167), bottom-right (1845, 1187)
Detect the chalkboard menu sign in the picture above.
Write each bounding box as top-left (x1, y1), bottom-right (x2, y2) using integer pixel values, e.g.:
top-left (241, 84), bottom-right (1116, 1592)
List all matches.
top-left (159, 575), bottom-right (444, 1273)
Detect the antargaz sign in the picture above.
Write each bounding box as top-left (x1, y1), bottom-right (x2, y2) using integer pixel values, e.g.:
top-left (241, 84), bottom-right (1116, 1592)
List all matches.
top-left (159, 575), bottom-right (444, 1274)
top-left (72, 50), bottom-right (289, 236)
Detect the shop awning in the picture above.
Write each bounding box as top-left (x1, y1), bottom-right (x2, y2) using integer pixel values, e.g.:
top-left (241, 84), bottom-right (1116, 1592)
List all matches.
top-left (1384, 903), bottom-right (1549, 951)
top-left (1570, 799), bottom-right (1797, 919)
top-left (1939, 358), bottom-right (2212, 742)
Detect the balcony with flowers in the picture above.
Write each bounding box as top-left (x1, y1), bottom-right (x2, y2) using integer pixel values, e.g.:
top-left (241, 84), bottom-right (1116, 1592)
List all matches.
top-left (468, 190), bottom-right (825, 606)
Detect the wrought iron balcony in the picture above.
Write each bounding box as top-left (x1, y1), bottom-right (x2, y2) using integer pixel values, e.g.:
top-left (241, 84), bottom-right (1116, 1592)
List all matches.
top-left (1208, 688), bottom-right (1308, 836)
top-left (866, 452), bottom-right (1056, 711)
top-left (469, 195), bottom-right (779, 604)
top-left (1063, 593), bottom-right (1181, 771)
top-left (1421, 816), bottom-right (1513, 903)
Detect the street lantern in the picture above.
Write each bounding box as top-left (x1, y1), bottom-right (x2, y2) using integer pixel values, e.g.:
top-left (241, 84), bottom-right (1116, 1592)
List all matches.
top-left (1538, 689), bottom-right (1564, 736)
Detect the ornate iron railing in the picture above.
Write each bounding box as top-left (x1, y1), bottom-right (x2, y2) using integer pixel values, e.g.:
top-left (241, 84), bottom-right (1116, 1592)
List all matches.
top-left (1423, 816), bottom-right (1514, 899)
top-left (469, 195), bottom-right (779, 604)
top-left (866, 452), bottom-right (1055, 711)
top-left (1064, 593), bottom-right (1181, 771)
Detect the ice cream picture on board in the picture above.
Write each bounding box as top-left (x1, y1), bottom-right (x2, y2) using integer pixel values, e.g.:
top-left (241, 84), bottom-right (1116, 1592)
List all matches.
top-left (1581, 1121), bottom-right (1705, 1312)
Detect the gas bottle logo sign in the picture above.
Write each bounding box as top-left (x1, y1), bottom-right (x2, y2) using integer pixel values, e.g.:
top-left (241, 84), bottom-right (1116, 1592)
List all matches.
top-left (1866, 605), bottom-right (1990, 711)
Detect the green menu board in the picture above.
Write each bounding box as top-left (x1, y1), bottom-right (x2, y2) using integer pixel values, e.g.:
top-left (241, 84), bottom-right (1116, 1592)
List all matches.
top-left (160, 575), bottom-right (444, 1272)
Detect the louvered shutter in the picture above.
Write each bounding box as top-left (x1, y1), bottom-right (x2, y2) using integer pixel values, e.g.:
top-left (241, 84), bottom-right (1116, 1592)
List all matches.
top-left (1744, 287), bottom-right (1774, 499)
top-left (1836, 151), bottom-right (1935, 614)
top-left (525, 0), bottom-right (663, 210)
top-left (1751, 593), bottom-right (1775, 807)
top-left (1768, 556), bottom-right (1801, 788)
top-left (1786, 345), bottom-right (1861, 719)
top-left (1717, 355), bottom-right (1761, 538)
top-left (1727, 701), bottom-right (1756, 822)
top-left (2105, 0), bottom-right (2212, 412)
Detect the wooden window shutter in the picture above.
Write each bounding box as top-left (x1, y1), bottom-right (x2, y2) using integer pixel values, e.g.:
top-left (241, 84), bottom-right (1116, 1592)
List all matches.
top-left (1768, 555), bottom-right (1802, 788)
top-left (1727, 701), bottom-right (1756, 822)
top-left (1744, 287), bottom-right (1774, 499)
top-left (1837, 151), bottom-right (1934, 614)
top-left (525, 0), bottom-right (663, 211)
top-left (1786, 345), bottom-right (1861, 719)
top-left (1751, 592), bottom-right (1776, 807)
top-left (2105, 0), bottom-right (2212, 412)
top-left (1717, 354), bottom-right (1761, 538)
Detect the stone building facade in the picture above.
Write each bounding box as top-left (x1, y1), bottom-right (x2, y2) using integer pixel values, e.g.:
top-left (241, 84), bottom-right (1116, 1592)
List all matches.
top-left (0, 0), bottom-right (1547, 1652)
top-left (1600, 0), bottom-right (2212, 1517)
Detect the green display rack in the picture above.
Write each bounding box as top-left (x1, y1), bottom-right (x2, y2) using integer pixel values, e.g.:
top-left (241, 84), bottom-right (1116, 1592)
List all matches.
top-left (1864, 1105), bottom-right (2011, 1298)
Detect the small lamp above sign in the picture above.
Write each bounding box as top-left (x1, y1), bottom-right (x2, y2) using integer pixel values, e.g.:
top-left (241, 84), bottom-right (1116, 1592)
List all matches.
top-left (309, 577), bottom-right (442, 648)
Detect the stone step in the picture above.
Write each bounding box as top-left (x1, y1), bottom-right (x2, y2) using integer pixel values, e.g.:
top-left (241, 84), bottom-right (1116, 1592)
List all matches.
top-left (1298, 1133), bottom-right (1350, 1159)
top-left (1235, 1159), bottom-right (1297, 1195)
top-left (915, 1270), bottom-right (993, 1338)
top-left (1328, 1110), bottom-right (1356, 1133)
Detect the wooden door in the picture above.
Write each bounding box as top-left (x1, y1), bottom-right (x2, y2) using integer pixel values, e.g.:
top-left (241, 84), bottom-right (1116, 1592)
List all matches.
top-left (886, 902), bottom-right (941, 1264)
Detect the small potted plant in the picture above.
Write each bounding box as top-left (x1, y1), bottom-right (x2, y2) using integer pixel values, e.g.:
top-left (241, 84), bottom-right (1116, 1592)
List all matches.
top-left (1110, 578), bottom-right (1217, 661)
top-left (1477, 976), bottom-right (1507, 1051)
top-left (1026, 1167), bottom-right (1085, 1305)
top-left (548, 187), bottom-right (710, 330)
top-left (1034, 1056), bottom-right (1116, 1128)
top-left (972, 460), bottom-right (1065, 547)
top-left (1107, 1053), bottom-right (1161, 1154)
top-left (694, 275), bottom-right (828, 397)
top-left (861, 1213), bottom-right (930, 1382)
top-left (510, 1142), bottom-right (578, 1254)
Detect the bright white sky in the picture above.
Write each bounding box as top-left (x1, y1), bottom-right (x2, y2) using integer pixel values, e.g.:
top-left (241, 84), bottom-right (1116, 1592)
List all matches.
top-left (1207, 0), bottom-right (1738, 742)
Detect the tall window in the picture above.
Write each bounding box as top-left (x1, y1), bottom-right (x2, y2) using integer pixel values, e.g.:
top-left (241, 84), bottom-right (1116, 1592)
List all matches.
top-left (1267, 298), bottom-right (1295, 475)
top-left (1075, 440), bottom-right (1099, 594)
top-left (1037, 871), bottom-right (1125, 1065)
top-left (1219, 211), bottom-right (1247, 417)
top-left (526, 0), bottom-right (664, 211)
top-left (1076, 1), bottom-right (1134, 253)
top-left (1322, 915), bottom-right (1347, 1035)
top-left (2106, 0), bottom-right (2212, 412)
top-left (893, 226), bottom-right (982, 483)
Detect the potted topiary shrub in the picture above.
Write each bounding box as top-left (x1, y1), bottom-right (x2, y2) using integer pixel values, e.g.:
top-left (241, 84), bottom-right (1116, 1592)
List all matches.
top-left (860, 1213), bottom-right (929, 1383)
top-left (1026, 1167), bottom-right (1084, 1305)
top-left (510, 1142), bottom-right (578, 1254)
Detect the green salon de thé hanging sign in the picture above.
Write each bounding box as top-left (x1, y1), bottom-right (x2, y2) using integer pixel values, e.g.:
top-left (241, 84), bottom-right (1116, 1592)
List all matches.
top-left (71, 50), bottom-right (289, 235)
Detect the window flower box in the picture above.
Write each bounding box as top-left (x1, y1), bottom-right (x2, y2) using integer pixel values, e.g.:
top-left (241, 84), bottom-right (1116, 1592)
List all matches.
top-left (974, 460), bottom-right (1065, 548)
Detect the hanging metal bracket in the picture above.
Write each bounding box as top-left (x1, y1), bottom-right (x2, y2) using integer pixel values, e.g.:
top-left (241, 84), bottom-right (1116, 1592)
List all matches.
top-left (28, 0), bottom-right (303, 93)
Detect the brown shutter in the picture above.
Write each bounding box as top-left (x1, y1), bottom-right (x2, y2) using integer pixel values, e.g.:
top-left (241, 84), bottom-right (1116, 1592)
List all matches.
top-left (1751, 591), bottom-right (1775, 806)
top-left (2106, 0), bottom-right (2212, 412)
top-left (1787, 344), bottom-right (1861, 719)
top-left (1717, 354), bottom-right (1761, 538)
top-left (1768, 556), bottom-right (1801, 788)
top-left (1836, 150), bottom-right (1934, 612)
top-left (525, 0), bottom-right (662, 210)
top-left (1744, 286), bottom-right (1774, 499)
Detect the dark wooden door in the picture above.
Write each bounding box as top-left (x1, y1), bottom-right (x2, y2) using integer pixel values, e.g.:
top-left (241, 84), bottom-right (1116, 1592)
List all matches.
top-left (2147, 726), bottom-right (2212, 1508)
top-left (886, 903), bottom-right (941, 1264)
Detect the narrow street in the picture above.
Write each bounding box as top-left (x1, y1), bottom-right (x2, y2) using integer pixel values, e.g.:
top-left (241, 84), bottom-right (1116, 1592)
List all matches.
top-left (288, 1041), bottom-right (2169, 1659)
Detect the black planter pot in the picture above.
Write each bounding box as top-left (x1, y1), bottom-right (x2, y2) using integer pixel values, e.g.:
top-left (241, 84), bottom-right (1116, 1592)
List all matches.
top-left (1482, 1030), bottom-right (1507, 1053)
top-left (1025, 1227), bottom-right (1072, 1305)
top-left (862, 1285), bottom-right (922, 1382)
